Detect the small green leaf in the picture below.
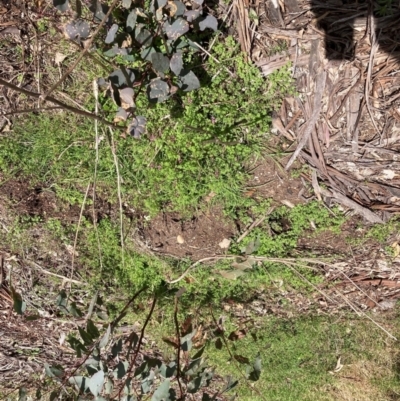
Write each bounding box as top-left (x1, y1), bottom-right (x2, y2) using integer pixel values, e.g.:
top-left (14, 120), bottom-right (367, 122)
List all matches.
top-left (221, 375), bottom-right (238, 393)
top-left (160, 362), bottom-right (176, 378)
top-left (11, 286), bottom-right (26, 315)
top-left (198, 14), bottom-right (218, 31)
top-left (163, 18), bottom-right (189, 40)
top-left (126, 10), bottom-right (137, 31)
top-left (147, 78), bottom-right (169, 103)
top-left (49, 391), bottom-right (59, 401)
top-left (151, 52), bottom-right (170, 74)
top-left (79, 327), bottom-right (94, 345)
top-left (68, 376), bottom-right (89, 392)
top-left (184, 9), bottom-right (201, 22)
top-left (99, 325), bottom-right (111, 349)
top-left (177, 70), bottom-right (200, 91)
top-left (89, 369), bottom-right (105, 397)
top-left (68, 302), bottom-right (82, 317)
top-left (151, 379), bottom-right (170, 401)
top-left (18, 387), bottom-right (27, 401)
top-left (170, 52), bottom-right (183, 76)
top-left (114, 361), bottom-right (129, 379)
top-left (111, 338), bottom-right (123, 356)
top-left (105, 24), bottom-right (119, 44)
top-left (246, 353), bottom-right (262, 381)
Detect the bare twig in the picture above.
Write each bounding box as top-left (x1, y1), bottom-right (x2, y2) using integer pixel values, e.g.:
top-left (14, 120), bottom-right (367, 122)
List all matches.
top-left (71, 182), bottom-right (91, 282)
top-left (26, 260), bottom-right (84, 285)
top-left (122, 295), bottom-right (157, 398)
top-left (173, 297), bottom-right (183, 399)
top-left (108, 126), bottom-right (125, 267)
top-left (236, 207), bottom-right (274, 243)
top-left (0, 77), bottom-right (118, 128)
top-left (91, 79), bottom-right (104, 274)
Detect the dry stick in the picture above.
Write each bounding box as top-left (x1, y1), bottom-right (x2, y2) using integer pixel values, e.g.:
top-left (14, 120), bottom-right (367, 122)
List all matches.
top-left (70, 182), bottom-right (91, 282)
top-left (364, 12), bottom-right (380, 136)
top-left (166, 256), bottom-right (236, 284)
top-left (108, 126), bottom-right (125, 267)
top-left (285, 69), bottom-right (326, 170)
top-left (26, 260), bottom-right (84, 285)
top-left (0, 77), bottom-right (118, 128)
top-left (173, 297), bottom-right (184, 399)
top-left (236, 206), bottom-right (275, 243)
top-left (41, 0), bottom-right (119, 102)
top-left (91, 79), bottom-right (104, 274)
top-left (2, 106), bottom-right (62, 115)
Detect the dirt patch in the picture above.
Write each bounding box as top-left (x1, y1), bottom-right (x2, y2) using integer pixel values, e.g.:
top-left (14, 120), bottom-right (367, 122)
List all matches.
top-left (139, 208), bottom-right (236, 260)
top-left (246, 155), bottom-right (307, 208)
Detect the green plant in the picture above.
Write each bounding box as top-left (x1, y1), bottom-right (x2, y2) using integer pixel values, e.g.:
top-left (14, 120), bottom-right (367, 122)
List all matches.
top-left (53, 0), bottom-right (222, 134)
top-left (13, 288), bottom-right (246, 400)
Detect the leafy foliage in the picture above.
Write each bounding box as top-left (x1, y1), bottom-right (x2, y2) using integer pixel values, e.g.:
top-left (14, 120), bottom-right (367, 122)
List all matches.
top-left (54, 0), bottom-right (219, 135)
top-left (30, 292), bottom-right (240, 400)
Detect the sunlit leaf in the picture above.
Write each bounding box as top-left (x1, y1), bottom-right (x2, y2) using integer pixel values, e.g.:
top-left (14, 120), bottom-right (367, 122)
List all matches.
top-left (163, 18), bottom-right (189, 40)
top-left (198, 14), bottom-right (218, 31)
top-left (99, 325), bottom-right (111, 349)
top-left (151, 380), bottom-right (170, 401)
top-left (151, 52), bottom-right (170, 74)
top-left (177, 70), bottom-right (200, 91)
top-left (147, 78), bottom-right (169, 103)
top-left (89, 370), bottom-right (105, 397)
top-left (246, 353), bottom-right (262, 381)
top-left (11, 286), bottom-right (26, 315)
top-left (170, 52), bottom-right (183, 76)
top-left (184, 9), bottom-right (201, 22)
top-left (68, 376), bottom-right (90, 393)
top-left (105, 24), bottom-right (119, 44)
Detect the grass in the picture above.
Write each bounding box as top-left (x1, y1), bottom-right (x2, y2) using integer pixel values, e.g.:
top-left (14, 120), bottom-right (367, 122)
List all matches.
top-left (126, 300), bottom-right (400, 401)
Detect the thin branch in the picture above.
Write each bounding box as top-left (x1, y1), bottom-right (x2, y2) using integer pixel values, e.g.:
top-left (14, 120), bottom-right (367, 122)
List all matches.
top-left (91, 79), bottom-right (104, 274)
top-left (108, 126), bottom-right (125, 267)
top-left (25, 260), bottom-right (84, 285)
top-left (173, 297), bottom-right (183, 399)
top-left (70, 181), bottom-right (91, 282)
top-left (41, 0), bottom-right (120, 101)
top-left (2, 106), bottom-right (62, 116)
top-left (0, 77), bottom-right (119, 128)
top-left (121, 295), bottom-right (157, 398)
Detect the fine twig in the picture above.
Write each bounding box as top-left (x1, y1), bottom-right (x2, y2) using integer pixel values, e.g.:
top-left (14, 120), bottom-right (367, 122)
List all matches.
top-left (236, 207), bottom-right (274, 243)
top-left (71, 181), bottom-right (91, 282)
top-left (108, 126), bottom-right (125, 267)
top-left (122, 295), bottom-right (157, 398)
top-left (41, 0), bottom-right (120, 101)
top-left (26, 259), bottom-right (84, 285)
top-left (173, 297), bottom-right (183, 399)
top-left (92, 80), bottom-right (104, 274)
top-left (0, 77), bottom-right (118, 128)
